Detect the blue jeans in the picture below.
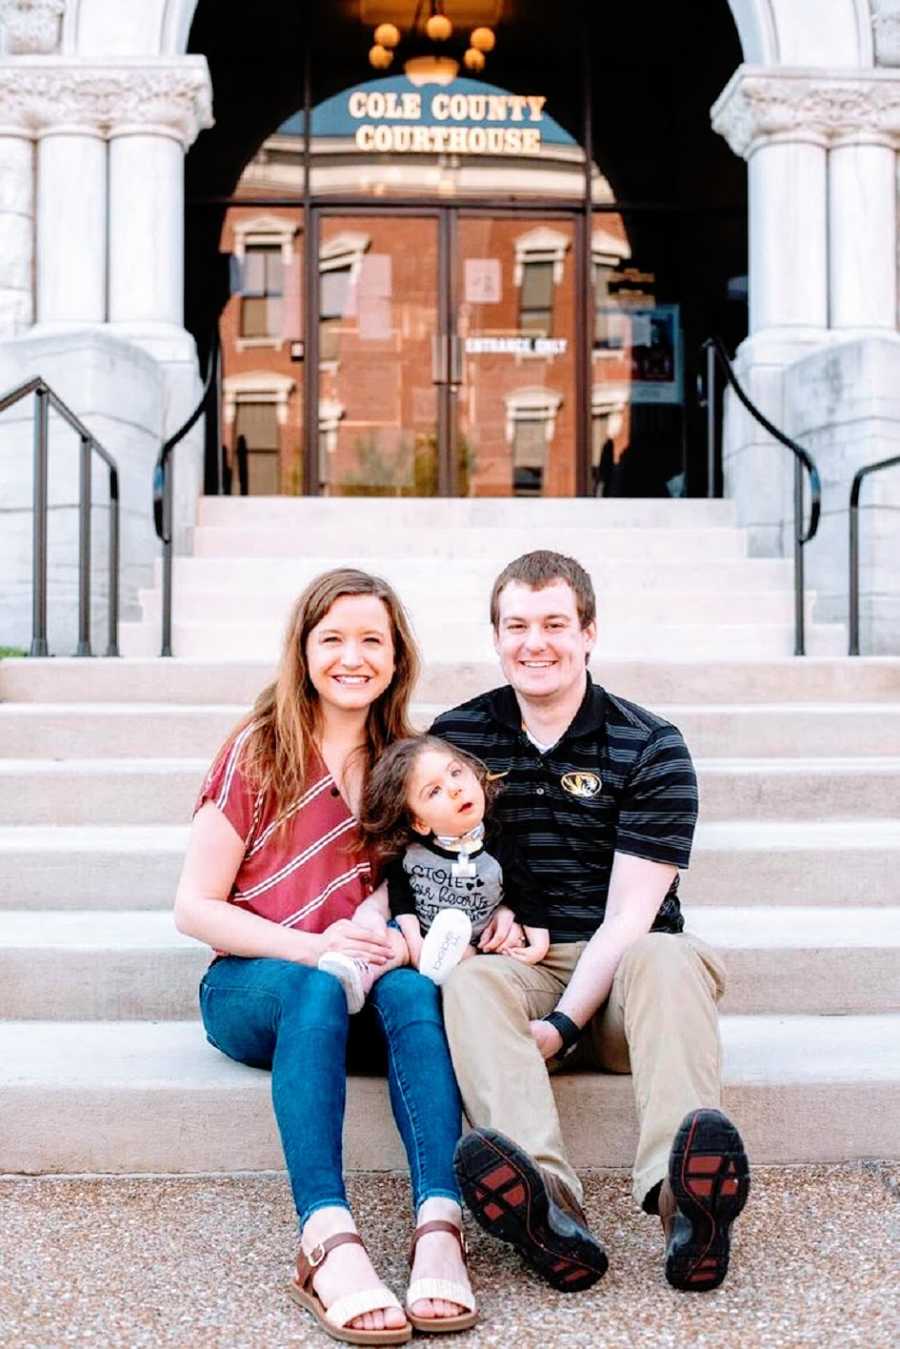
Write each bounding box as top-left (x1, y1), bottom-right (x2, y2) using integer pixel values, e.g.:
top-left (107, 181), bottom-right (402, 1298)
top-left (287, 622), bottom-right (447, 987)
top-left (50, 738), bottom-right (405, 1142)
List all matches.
top-left (199, 957), bottom-right (463, 1227)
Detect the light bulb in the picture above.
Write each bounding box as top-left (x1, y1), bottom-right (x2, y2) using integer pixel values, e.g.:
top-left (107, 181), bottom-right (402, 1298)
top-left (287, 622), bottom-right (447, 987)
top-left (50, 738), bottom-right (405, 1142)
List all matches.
top-left (471, 27), bottom-right (496, 53)
top-left (374, 23), bottom-right (400, 49)
top-left (425, 14), bottom-right (453, 41)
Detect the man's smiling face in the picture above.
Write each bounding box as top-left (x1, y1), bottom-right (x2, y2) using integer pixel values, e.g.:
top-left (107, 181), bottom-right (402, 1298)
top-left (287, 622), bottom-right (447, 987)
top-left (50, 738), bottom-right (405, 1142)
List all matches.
top-left (493, 579), bottom-right (596, 703)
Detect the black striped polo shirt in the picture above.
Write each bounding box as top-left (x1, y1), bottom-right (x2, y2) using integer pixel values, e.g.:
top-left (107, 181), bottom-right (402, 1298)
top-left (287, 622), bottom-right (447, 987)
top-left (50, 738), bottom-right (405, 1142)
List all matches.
top-left (430, 675), bottom-right (697, 943)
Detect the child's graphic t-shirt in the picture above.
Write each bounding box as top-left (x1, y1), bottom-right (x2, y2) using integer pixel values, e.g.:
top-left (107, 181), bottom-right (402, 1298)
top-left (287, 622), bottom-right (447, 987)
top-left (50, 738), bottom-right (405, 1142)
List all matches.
top-left (385, 823), bottom-right (546, 938)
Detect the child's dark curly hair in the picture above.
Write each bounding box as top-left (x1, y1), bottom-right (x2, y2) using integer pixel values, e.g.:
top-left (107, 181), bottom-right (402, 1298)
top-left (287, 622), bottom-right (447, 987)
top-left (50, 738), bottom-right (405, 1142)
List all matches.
top-left (359, 734), bottom-right (501, 862)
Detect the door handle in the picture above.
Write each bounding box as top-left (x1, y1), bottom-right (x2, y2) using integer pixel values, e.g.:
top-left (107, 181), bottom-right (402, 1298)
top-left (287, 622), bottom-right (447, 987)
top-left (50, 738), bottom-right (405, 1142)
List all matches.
top-left (432, 334), bottom-right (449, 384)
top-left (449, 334), bottom-right (463, 386)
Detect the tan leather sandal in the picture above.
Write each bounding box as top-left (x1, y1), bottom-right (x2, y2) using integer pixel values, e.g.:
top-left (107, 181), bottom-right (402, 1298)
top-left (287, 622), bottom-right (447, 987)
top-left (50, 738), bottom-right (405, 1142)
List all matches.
top-left (405, 1219), bottom-right (478, 1335)
top-left (288, 1231), bottom-right (411, 1345)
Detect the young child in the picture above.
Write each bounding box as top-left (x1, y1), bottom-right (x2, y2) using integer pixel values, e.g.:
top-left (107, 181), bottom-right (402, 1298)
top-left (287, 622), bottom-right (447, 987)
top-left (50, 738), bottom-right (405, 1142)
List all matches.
top-left (362, 737), bottom-right (551, 989)
top-left (319, 735), bottom-right (549, 1010)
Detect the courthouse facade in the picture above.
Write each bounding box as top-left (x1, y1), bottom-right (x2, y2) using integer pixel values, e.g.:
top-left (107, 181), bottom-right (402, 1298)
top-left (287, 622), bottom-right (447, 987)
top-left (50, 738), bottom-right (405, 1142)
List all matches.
top-left (1, 1), bottom-right (899, 647)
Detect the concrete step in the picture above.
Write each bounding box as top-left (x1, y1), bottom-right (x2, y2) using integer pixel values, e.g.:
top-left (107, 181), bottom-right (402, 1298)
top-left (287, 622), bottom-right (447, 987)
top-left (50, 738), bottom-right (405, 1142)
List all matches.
top-left (5, 658), bottom-right (898, 706)
top-left (6, 701), bottom-right (900, 760)
top-left (119, 619), bottom-right (848, 661)
top-left (159, 553), bottom-right (795, 593)
top-left (191, 525), bottom-right (749, 561)
top-left (137, 586), bottom-right (817, 629)
top-left (196, 496), bottom-right (740, 530)
top-left (3, 758), bottom-right (898, 825)
top-left (2, 907), bottom-right (896, 1020)
top-left (3, 1014), bottom-right (896, 1173)
top-left (2, 821), bottom-right (897, 911)
top-left (0, 826), bottom-right (186, 908)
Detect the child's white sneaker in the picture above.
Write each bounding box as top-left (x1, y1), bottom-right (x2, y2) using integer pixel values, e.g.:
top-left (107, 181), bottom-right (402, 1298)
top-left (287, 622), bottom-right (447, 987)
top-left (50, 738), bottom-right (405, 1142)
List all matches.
top-left (419, 909), bottom-right (473, 985)
top-left (318, 952), bottom-right (372, 1013)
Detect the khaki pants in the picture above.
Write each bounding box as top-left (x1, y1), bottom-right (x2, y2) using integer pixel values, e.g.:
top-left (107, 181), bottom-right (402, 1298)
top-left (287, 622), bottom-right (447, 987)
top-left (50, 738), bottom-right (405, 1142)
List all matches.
top-left (441, 931), bottom-right (726, 1209)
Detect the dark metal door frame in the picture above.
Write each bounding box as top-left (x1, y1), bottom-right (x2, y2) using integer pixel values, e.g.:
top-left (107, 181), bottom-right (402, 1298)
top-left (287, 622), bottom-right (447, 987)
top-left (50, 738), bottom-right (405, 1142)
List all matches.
top-left (306, 201), bottom-right (587, 497)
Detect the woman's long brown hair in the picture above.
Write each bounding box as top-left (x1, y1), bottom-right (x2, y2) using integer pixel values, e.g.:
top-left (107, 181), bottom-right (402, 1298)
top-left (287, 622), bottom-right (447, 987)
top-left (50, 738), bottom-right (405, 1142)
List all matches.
top-left (226, 569), bottom-right (420, 819)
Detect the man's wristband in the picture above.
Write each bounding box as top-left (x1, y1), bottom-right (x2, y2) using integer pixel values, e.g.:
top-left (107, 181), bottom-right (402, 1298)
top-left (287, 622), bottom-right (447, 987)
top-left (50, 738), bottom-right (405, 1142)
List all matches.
top-left (542, 1010), bottom-right (582, 1052)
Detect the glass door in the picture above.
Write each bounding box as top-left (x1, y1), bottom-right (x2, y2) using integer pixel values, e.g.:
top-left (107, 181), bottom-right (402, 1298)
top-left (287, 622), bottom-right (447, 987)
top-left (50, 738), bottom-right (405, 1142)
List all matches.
top-left (314, 212), bottom-right (443, 496)
top-left (452, 214), bottom-right (579, 496)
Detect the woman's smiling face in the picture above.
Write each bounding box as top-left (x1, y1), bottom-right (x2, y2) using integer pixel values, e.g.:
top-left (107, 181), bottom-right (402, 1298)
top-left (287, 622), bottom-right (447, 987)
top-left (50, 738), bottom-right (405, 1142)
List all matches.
top-left (305, 593), bottom-right (395, 713)
top-left (407, 747), bottom-right (486, 839)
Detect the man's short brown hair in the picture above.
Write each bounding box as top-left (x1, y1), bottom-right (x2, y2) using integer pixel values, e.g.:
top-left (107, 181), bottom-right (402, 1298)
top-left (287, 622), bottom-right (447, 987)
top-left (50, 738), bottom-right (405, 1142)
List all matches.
top-left (489, 550), bottom-right (596, 630)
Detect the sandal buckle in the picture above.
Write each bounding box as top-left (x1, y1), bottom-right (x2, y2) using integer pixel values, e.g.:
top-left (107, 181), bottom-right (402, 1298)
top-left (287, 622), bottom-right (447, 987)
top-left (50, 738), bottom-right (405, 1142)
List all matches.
top-left (307, 1241), bottom-right (327, 1268)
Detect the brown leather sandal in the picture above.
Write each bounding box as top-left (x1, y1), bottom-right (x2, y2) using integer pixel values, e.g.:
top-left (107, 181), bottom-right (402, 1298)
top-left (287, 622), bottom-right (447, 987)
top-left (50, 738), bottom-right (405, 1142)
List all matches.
top-left (288, 1231), bottom-right (411, 1345)
top-left (405, 1219), bottom-right (478, 1335)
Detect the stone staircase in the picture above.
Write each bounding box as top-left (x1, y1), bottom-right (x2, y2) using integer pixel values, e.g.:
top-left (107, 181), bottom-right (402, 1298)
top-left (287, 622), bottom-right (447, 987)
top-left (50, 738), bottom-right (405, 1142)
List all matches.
top-left (1, 496), bottom-right (898, 1177)
top-left (119, 498), bottom-right (848, 659)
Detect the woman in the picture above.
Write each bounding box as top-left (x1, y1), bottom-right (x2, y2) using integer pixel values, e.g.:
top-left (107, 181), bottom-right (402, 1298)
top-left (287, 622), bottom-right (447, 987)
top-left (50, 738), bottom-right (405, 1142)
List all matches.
top-left (174, 569), bottom-right (476, 1345)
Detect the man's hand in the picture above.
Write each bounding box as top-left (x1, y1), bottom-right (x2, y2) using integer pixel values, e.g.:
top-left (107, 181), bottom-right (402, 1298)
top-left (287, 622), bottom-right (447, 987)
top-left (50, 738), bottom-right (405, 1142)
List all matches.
top-left (528, 1018), bottom-right (563, 1060)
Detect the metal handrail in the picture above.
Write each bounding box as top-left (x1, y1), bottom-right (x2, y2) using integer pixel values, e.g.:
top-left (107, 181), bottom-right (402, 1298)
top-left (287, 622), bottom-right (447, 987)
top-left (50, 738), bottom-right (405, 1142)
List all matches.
top-left (0, 376), bottom-right (120, 658)
top-left (152, 332), bottom-right (219, 656)
top-left (848, 453), bottom-right (900, 656)
top-left (701, 336), bottom-right (822, 657)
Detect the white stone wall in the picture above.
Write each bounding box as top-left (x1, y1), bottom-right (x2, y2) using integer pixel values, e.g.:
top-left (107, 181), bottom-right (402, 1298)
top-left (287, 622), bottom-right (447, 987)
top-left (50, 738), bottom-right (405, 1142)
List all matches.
top-left (713, 61), bottom-right (900, 651)
top-left (0, 15), bottom-right (212, 650)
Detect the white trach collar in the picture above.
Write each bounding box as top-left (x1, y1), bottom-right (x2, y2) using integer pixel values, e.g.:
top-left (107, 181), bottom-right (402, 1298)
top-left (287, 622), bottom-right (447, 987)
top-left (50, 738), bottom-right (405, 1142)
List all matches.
top-left (433, 821), bottom-right (486, 854)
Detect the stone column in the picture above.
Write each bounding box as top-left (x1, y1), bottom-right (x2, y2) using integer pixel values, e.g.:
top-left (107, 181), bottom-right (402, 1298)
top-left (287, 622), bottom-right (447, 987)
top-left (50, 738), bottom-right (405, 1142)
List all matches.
top-left (36, 117), bottom-right (107, 325)
top-left (829, 136), bottom-right (897, 330)
top-left (0, 0), bottom-right (64, 335)
top-left (106, 62), bottom-right (213, 344)
top-left (0, 103), bottom-right (34, 335)
top-left (712, 68), bottom-right (832, 344)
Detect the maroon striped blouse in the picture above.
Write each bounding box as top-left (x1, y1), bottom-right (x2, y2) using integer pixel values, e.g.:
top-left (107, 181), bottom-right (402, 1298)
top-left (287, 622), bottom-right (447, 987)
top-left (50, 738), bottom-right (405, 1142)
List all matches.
top-left (195, 723), bottom-right (374, 932)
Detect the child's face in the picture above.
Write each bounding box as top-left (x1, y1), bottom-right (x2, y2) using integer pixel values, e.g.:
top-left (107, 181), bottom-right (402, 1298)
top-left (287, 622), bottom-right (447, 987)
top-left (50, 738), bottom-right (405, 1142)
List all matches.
top-left (407, 748), bottom-right (486, 839)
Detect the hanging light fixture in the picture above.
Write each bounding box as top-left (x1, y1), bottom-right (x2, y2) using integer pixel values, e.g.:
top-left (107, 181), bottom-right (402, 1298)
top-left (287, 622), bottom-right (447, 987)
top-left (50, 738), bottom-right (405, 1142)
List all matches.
top-left (367, 3), bottom-right (497, 86)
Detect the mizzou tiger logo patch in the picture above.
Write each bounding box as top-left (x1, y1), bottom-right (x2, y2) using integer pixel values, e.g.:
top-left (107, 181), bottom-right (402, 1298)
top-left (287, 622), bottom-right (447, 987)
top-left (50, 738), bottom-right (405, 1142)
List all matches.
top-left (561, 771), bottom-right (602, 799)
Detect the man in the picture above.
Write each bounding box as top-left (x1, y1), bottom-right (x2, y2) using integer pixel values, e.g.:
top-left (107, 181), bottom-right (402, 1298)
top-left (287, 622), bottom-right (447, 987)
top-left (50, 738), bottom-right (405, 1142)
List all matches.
top-left (432, 550), bottom-right (749, 1293)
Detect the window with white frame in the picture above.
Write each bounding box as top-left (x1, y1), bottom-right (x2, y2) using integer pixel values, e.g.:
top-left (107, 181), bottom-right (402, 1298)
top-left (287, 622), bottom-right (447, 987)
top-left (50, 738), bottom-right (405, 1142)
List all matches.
top-left (505, 387), bottom-right (563, 497)
top-left (514, 228), bottom-right (569, 340)
top-left (241, 244), bottom-right (283, 339)
top-left (319, 231), bottom-right (370, 364)
top-left (234, 401), bottom-right (280, 494)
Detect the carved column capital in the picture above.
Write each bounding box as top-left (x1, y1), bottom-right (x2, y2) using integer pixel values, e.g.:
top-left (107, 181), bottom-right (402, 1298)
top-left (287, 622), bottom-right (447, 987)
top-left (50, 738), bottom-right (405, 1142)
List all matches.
top-left (0, 57), bottom-right (214, 144)
top-left (712, 66), bottom-right (900, 157)
top-left (0, 0), bottom-right (64, 55)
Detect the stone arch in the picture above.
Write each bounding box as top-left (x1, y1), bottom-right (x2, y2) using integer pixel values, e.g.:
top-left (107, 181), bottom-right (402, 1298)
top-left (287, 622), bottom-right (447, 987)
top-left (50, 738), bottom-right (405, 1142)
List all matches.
top-left (60, 0), bottom-right (877, 68)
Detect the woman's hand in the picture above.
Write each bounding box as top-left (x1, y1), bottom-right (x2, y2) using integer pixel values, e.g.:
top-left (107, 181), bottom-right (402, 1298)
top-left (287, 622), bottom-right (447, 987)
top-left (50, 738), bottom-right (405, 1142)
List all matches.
top-left (317, 919), bottom-right (395, 965)
top-left (478, 906), bottom-right (520, 952)
top-left (528, 1018), bottom-right (562, 1061)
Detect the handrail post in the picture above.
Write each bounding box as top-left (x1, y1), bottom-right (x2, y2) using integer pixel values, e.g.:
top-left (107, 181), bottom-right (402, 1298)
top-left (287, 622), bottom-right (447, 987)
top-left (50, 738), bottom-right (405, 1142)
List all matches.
top-left (30, 386), bottom-right (50, 657)
top-left (706, 340), bottom-right (717, 499)
top-left (107, 469), bottom-right (120, 657)
top-left (849, 488), bottom-right (860, 656)
top-left (76, 434), bottom-right (93, 656)
top-left (794, 456), bottom-right (805, 657)
top-left (161, 457), bottom-right (174, 657)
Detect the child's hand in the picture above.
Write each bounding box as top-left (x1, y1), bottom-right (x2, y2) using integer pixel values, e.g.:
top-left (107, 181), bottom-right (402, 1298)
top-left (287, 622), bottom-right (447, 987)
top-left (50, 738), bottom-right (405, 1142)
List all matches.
top-left (505, 926), bottom-right (550, 965)
top-left (479, 906), bottom-right (519, 952)
top-left (385, 926), bottom-right (410, 969)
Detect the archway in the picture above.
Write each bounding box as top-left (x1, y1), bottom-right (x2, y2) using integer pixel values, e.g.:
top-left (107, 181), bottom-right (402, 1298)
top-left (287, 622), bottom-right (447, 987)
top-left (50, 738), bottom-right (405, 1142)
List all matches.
top-left (180, 1), bottom-right (758, 498)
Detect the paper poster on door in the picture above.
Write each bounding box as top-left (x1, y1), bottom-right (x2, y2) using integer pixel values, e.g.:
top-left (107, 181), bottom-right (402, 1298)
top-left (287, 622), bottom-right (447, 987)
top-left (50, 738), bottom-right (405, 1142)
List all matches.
top-left (357, 254), bottom-right (393, 340)
top-left (465, 258), bottom-right (502, 304)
